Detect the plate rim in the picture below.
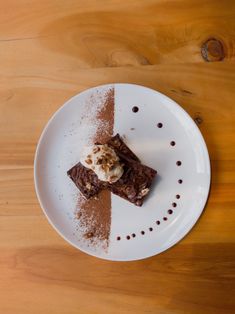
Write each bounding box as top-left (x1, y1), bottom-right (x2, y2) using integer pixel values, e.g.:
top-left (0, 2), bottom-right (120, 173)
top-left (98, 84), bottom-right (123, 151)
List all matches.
top-left (34, 83), bottom-right (211, 261)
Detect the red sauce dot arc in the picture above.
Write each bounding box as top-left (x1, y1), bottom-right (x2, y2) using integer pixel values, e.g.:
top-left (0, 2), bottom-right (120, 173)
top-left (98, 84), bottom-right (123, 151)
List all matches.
top-left (141, 231), bottom-right (145, 235)
top-left (126, 235), bottom-right (130, 240)
top-left (157, 123), bottom-right (163, 128)
top-left (132, 106), bottom-right (139, 113)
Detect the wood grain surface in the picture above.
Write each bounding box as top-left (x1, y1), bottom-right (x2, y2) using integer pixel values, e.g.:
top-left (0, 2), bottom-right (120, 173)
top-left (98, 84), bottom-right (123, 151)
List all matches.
top-left (0, 1), bottom-right (235, 313)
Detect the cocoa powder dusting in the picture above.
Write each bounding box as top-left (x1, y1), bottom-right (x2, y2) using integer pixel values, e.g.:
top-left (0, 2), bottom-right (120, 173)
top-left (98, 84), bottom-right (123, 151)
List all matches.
top-left (76, 88), bottom-right (114, 247)
top-left (78, 190), bottom-right (111, 242)
top-left (93, 88), bottom-right (114, 144)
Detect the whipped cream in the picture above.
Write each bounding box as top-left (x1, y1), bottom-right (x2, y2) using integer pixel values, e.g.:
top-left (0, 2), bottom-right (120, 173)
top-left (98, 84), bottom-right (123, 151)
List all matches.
top-left (80, 144), bottom-right (124, 183)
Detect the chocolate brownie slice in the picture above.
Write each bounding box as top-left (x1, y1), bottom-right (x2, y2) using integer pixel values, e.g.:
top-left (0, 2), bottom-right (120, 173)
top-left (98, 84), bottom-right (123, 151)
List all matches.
top-left (108, 160), bottom-right (157, 206)
top-left (67, 162), bottom-right (106, 199)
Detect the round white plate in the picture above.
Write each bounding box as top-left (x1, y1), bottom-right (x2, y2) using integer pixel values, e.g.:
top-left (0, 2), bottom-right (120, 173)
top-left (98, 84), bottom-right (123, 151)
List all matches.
top-left (34, 83), bottom-right (210, 261)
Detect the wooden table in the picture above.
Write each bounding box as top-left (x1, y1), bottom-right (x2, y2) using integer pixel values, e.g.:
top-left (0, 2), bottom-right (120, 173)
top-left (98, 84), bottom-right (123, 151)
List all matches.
top-left (1, 1), bottom-right (235, 313)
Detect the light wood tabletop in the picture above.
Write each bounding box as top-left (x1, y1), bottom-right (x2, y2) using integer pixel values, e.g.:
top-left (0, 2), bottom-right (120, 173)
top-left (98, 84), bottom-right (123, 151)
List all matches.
top-left (1, 1), bottom-right (235, 313)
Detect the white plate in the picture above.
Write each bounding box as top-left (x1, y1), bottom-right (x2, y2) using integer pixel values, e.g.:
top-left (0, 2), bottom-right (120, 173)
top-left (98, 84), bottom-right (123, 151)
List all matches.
top-left (34, 83), bottom-right (211, 261)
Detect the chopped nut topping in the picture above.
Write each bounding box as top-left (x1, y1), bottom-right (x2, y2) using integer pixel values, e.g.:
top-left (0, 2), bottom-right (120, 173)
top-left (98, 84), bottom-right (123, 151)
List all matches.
top-left (86, 183), bottom-right (91, 190)
top-left (80, 144), bottom-right (124, 183)
top-left (92, 146), bottom-right (100, 153)
top-left (102, 144), bottom-right (109, 151)
top-left (109, 175), bottom-right (118, 182)
top-left (140, 188), bottom-right (149, 196)
top-left (85, 159), bottom-right (92, 165)
top-left (113, 139), bottom-right (119, 146)
top-left (108, 164), bottom-right (115, 171)
top-left (96, 159), bottom-right (102, 165)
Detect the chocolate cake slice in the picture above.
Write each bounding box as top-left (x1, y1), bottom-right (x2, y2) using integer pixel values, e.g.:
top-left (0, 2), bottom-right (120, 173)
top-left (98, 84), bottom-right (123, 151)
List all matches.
top-left (108, 160), bottom-right (157, 206)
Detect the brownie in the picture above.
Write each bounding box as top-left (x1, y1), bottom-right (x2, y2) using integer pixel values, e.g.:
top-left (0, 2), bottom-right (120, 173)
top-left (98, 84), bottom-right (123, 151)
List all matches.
top-left (108, 160), bottom-right (157, 206)
top-left (67, 162), bottom-right (106, 199)
top-left (67, 134), bottom-right (157, 205)
top-left (67, 134), bottom-right (140, 199)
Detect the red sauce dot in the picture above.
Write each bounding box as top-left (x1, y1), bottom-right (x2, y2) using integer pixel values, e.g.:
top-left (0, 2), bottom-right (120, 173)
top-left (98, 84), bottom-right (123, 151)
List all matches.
top-left (176, 161), bottom-right (182, 166)
top-left (170, 141), bottom-right (175, 146)
top-left (117, 236), bottom-right (121, 241)
top-left (172, 202), bottom-right (177, 207)
top-left (168, 209), bottom-right (173, 214)
top-left (176, 194), bottom-right (180, 199)
top-left (132, 233), bottom-right (136, 238)
top-left (156, 220), bottom-right (160, 225)
top-left (141, 231), bottom-right (145, 235)
top-left (163, 217), bottom-right (168, 221)
top-left (149, 227), bottom-right (153, 231)
top-left (178, 179), bottom-right (183, 184)
top-left (126, 235), bottom-right (130, 240)
top-left (157, 123), bottom-right (163, 128)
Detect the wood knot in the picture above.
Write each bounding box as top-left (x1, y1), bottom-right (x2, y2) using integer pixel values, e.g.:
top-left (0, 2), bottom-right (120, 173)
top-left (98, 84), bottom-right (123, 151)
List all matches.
top-left (201, 38), bottom-right (225, 62)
